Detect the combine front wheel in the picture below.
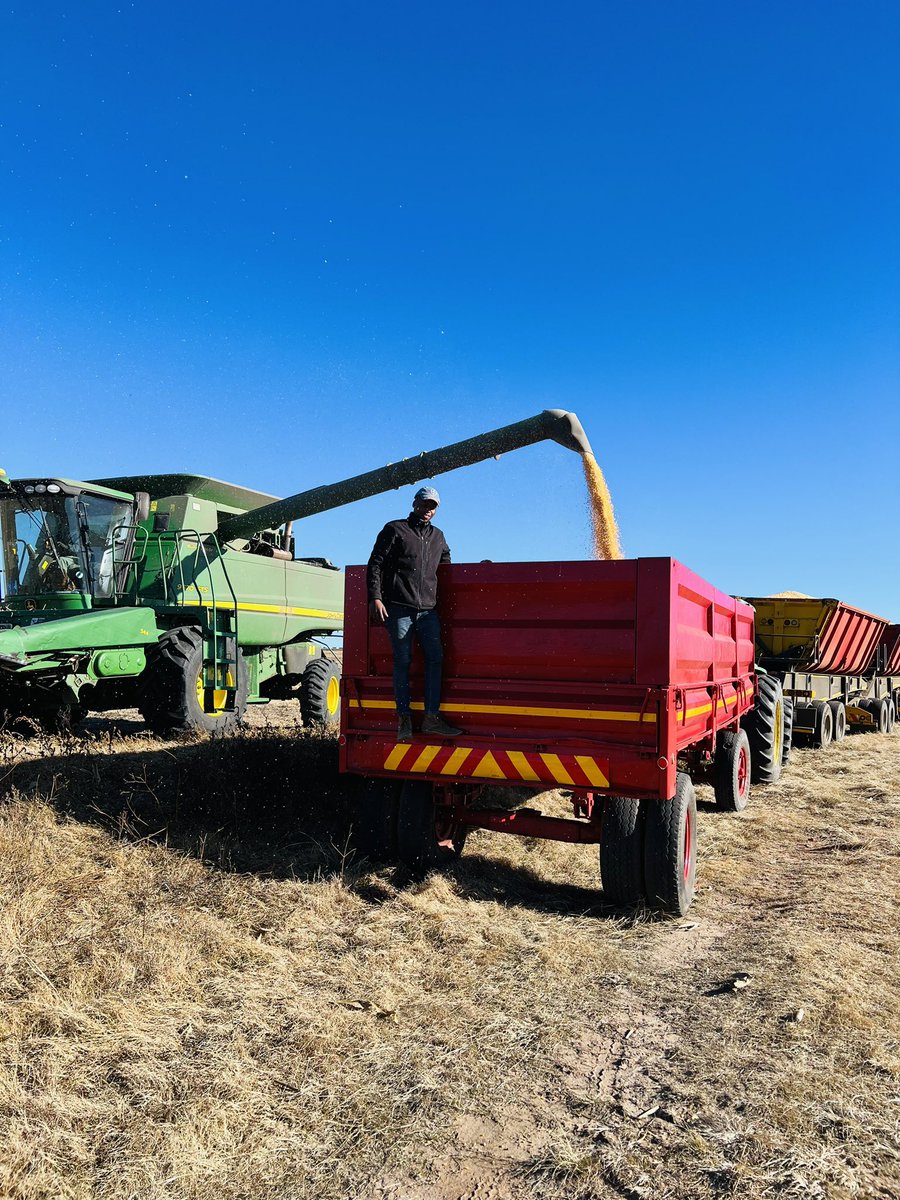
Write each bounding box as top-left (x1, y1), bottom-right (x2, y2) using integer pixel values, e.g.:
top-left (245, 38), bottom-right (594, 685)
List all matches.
top-left (140, 626), bottom-right (248, 734)
top-left (782, 696), bottom-right (794, 768)
top-left (644, 772), bottom-right (697, 916)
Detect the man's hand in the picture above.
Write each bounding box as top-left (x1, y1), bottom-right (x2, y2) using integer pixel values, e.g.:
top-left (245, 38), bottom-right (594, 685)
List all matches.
top-left (371, 599), bottom-right (388, 623)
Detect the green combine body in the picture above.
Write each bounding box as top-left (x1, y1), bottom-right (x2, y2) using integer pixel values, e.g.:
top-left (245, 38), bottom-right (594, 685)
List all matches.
top-left (0, 409), bottom-right (592, 733)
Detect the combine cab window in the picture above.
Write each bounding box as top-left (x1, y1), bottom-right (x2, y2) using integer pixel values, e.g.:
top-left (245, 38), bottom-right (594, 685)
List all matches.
top-left (0, 492), bottom-right (132, 599)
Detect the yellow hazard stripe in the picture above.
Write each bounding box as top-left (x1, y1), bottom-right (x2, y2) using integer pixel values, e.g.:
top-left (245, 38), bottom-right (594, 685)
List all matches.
top-left (507, 751), bottom-right (540, 782)
top-left (575, 755), bottom-right (609, 787)
top-left (384, 744), bottom-right (412, 771)
top-left (540, 753), bottom-right (574, 786)
top-left (410, 745), bottom-right (441, 773)
top-left (181, 598), bottom-right (343, 620)
top-left (349, 699), bottom-right (656, 723)
top-left (441, 747), bottom-right (473, 775)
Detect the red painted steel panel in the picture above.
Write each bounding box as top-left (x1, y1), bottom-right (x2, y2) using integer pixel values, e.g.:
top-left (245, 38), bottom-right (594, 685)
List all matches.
top-left (340, 558), bottom-right (756, 802)
top-left (878, 625), bottom-right (900, 674)
top-left (817, 604), bottom-right (889, 674)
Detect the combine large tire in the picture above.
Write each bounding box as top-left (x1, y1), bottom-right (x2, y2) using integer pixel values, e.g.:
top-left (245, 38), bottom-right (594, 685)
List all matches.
top-left (396, 780), bottom-right (467, 873)
top-left (644, 772), bottom-right (697, 916)
top-left (742, 674), bottom-right (784, 784)
top-left (713, 728), bottom-right (752, 812)
top-left (139, 626), bottom-right (248, 734)
top-left (829, 700), bottom-right (846, 743)
top-left (300, 658), bottom-right (341, 727)
top-left (781, 696), bottom-right (794, 768)
top-left (599, 796), bottom-right (646, 905)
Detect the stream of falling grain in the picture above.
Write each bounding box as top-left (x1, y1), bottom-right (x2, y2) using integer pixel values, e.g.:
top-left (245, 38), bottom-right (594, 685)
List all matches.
top-left (582, 452), bottom-right (623, 560)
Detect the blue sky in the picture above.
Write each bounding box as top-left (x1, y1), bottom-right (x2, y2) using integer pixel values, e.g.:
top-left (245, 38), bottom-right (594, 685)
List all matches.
top-left (2, 2), bottom-right (898, 615)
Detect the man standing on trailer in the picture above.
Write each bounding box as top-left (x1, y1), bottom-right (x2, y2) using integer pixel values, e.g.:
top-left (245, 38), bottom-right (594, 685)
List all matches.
top-left (368, 486), bottom-right (462, 743)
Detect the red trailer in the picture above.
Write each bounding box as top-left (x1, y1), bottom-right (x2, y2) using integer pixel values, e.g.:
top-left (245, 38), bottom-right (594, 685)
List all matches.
top-left (340, 558), bottom-right (770, 915)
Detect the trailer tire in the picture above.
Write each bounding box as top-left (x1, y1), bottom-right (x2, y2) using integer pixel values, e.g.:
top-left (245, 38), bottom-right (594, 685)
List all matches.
top-left (351, 777), bottom-right (400, 863)
top-left (600, 797), bottom-right (646, 906)
top-left (300, 658), bottom-right (341, 727)
top-left (869, 697), bottom-right (889, 735)
top-left (829, 700), bottom-right (846, 743)
top-left (396, 781), bottom-right (467, 873)
top-left (885, 697), bottom-right (896, 734)
top-left (781, 696), bottom-right (794, 768)
top-left (713, 728), bottom-right (752, 812)
top-left (644, 773), bottom-right (697, 916)
top-left (742, 675), bottom-right (784, 784)
top-left (139, 626), bottom-right (248, 735)
top-left (813, 700), bottom-right (833, 749)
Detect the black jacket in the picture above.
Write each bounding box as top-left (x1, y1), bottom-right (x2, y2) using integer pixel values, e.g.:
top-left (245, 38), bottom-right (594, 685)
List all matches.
top-left (367, 514), bottom-right (451, 610)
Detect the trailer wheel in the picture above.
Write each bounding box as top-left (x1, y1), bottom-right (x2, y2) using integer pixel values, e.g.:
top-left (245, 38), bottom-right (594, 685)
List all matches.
top-left (813, 700), bottom-right (833, 749)
top-left (892, 690), bottom-right (900, 730)
top-left (829, 700), bottom-right (846, 743)
top-left (885, 697), bottom-right (896, 734)
top-left (869, 697), bottom-right (889, 734)
top-left (396, 781), bottom-right (467, 873)
top-left (713, 728), bottom-right (752, 812)
top-left (300, 658), bottom-right (341, 727)
top-left (644, 773), bottom-right (697, 916)
top-left (139, 626), bottom-right (248, 734)
top-left (742, 675), bottom-right (784, 783)
top-left (351, 777), bottom-right (400, 863)
top-left (781, 696), bottom-right (794, 768)
top-left (599, 797), bottom-right (646, 905)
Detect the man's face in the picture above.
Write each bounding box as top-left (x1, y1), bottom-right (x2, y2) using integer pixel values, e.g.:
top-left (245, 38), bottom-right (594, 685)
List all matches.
top-left (412, 498), bottom-right (438, 523)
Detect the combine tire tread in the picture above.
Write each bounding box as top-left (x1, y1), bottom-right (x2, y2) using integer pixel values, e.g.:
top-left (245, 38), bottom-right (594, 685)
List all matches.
top-left (138, 626), bottom-right (248, 734)
top-left (300, 657), bottom-right (341, 727)
top-left (743, 674), bottom-right (784, 784)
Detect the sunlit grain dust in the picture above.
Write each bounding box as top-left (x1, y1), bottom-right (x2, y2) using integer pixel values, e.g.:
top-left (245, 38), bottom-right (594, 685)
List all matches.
top-left (582, 452), bottom-right (622, 560)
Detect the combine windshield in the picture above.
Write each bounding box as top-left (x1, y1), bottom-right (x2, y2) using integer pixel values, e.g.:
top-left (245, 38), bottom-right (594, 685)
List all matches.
top-left (0, 489), bottom-right (133, 600)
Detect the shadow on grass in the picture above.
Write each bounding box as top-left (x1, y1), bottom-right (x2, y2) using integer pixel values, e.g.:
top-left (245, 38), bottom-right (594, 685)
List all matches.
top-left (1, 726), bottom-right (643, 919)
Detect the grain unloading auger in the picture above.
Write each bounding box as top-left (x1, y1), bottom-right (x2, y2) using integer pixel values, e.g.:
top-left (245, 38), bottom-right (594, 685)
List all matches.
top-left (0, 410), bottom-right (592, 734)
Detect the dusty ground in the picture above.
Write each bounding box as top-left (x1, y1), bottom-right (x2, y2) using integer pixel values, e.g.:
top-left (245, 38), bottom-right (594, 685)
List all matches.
top-left (0, 702), bottom-right (898, 1199)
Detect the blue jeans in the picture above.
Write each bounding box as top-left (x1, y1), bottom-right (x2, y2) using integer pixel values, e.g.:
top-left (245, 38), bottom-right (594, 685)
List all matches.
top-left (385, 604), bottom-right (443, 716)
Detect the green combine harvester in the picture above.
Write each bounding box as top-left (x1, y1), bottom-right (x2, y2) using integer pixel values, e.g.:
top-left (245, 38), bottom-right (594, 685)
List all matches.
top-left (0, 410), bottom-right (592, 734)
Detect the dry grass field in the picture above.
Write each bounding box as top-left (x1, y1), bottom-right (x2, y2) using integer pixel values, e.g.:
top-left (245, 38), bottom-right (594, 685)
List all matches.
top-left (0, 703), bottom-right (898, 1200)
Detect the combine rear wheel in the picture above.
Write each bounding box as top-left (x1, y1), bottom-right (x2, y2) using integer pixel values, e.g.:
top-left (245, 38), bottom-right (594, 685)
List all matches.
top-left (599, 796), bottom-right (646, 905)
top-left (396, 780), bottom-right (467, 873)
top-left (300, 657), bottom-right (341, 727)
top-left (742, 675), bottom-right (784, 783)
top-left (812, 700), bottom-right (834, 749)
top-left (139, 626), bottom-right (248, 734)
top-left (644, 772), bottom-right (697, 916)
top-left (713, 728), bottom-right (752, 812)
top-left (829, 701), bottom-right (846, 743)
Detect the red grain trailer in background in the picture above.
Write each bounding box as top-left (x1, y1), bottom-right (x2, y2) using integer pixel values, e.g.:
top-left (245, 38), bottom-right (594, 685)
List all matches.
top-left (339, 557), bottom-right (775, 916)
top-left (744, 597), bottom-right (898, 746)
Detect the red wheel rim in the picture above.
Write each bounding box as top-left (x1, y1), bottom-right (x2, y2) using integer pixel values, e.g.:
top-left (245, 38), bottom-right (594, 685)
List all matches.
top-left (683, 803), bottom-right (694, 884)
top-left (737, 745), bottom-right (749, 797)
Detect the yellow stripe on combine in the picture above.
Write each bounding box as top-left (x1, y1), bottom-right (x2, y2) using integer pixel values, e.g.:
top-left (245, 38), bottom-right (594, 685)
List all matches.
top-left (349, 699), bottom-right (656, 723)
top-left (181, 598), bottom-right (343, 621)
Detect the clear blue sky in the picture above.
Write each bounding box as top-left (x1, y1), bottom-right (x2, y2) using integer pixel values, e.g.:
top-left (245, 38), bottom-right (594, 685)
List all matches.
top-left (2, 2), bottom-right (898, 615)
